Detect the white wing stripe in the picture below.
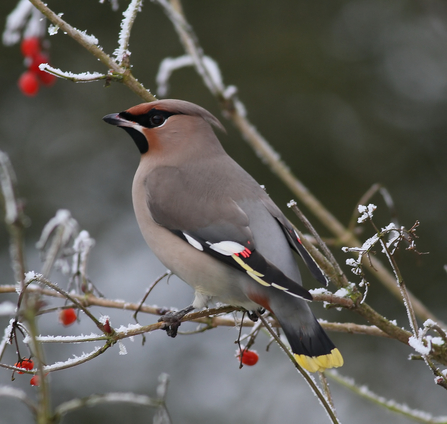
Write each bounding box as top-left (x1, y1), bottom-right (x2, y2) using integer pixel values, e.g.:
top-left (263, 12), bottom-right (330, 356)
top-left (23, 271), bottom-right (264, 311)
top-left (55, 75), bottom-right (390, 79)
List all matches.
top-left (183, 233), bottom-right (204, 251)
top-left (209, 241), bottom-right (246, 256)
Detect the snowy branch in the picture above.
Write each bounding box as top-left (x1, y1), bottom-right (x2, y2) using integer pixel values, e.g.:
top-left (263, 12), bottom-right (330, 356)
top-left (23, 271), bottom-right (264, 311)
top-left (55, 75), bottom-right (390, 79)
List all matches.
top-left (38, 64), bottom-right (109, 83)
top-left (328, 371), bottom-right (447, 424)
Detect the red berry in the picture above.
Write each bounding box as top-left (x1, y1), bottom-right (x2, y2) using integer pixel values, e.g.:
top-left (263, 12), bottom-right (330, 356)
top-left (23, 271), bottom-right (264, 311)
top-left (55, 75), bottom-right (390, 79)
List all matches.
top-left (238, 349), bottom-right (259, 366)
top-left (28, 53), bottom-right (49, 75)
top-left (30, 375), bottom-right (39, 386)
top-left (38, 69), bottom-right (57, 86)
top-left (59, 308), bottom-right (77, 326)
top-left (14, 358), bottom-right (34, 374)
top-left (21, 37), bottom-right (41, 57)
top-left (18, 71), bottom-right (39, 96)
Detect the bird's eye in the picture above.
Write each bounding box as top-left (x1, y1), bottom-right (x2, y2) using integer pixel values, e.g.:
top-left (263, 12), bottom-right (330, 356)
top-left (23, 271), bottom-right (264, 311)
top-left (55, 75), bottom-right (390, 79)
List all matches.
top-left (149, 114), bottom-right (166, 127)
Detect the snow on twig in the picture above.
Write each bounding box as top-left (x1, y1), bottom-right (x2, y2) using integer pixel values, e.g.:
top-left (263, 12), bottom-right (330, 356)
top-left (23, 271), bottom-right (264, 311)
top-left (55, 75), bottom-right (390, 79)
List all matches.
top-left (357, 203), bottom-right (377, 223)
top-left (329, 370), bottom-right (447, 423)
top-left (2, 0), bottom-right (45, 45)
top-left (0, 152), bottom-right (21, 225)
top-left (114, 0), bottom-right (143, 64)
top-left (38, 63), bottom-right (107, 82)
top-left (156, 54), bottom-right (224, 97)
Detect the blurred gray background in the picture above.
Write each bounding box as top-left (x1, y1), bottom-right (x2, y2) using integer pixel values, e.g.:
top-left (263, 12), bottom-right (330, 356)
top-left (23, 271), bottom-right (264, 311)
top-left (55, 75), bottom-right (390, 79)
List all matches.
top-left (1, 0), bottom-right (447, 423)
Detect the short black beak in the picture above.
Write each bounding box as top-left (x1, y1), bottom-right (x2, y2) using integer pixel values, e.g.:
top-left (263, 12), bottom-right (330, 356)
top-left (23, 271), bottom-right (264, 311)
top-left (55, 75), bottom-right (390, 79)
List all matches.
top-left (103, 113), bottom-right (125, 126)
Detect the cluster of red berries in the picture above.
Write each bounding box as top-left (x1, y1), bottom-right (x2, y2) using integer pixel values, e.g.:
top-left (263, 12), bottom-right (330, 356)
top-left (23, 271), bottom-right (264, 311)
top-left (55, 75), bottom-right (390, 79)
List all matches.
top-left (13, 358), bottom-right (39, 385)
top-left (14, 358), bottom-right (34, 374)
top-left (12, 308), bottom-right (78, 387)
top-left (18, 37), bottom-right (56, 96)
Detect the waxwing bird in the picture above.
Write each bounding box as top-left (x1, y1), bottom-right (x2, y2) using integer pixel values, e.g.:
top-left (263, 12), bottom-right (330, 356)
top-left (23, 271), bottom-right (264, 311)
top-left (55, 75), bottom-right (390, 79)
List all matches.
top-left (103, 99), bottom-right (343, 372)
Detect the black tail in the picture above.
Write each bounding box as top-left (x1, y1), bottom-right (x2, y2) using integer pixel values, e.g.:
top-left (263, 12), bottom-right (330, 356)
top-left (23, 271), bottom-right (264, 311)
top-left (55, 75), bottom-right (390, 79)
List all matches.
top-left (272, 299), bottom-right (343, 372)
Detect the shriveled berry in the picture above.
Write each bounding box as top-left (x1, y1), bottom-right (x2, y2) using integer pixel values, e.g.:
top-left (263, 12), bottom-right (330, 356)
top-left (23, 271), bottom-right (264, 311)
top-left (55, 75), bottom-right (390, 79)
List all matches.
top-left (14, 358), bottom-right (34, 374)
top-left (30, 375), bottom-right (39, 386)
top-left (18, 71), bottom-right (39, 96)
top-left (21, 37), bottom-right (41, 57)
top-left (238, 349), bottom-right (259, 366)
top-left (103, 319), bottom-right (112, 334)
top-left (59, 308), bottom-right (77, 326)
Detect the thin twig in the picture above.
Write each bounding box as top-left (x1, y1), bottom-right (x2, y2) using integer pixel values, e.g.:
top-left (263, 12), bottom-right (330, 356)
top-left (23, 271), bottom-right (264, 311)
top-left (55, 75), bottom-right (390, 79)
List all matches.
top-left (328, 371), bottom-right (447, 423)
top-left (256, 312), bottom-right (340, 424)
top-left (27, 0), bottom-right (156, 101)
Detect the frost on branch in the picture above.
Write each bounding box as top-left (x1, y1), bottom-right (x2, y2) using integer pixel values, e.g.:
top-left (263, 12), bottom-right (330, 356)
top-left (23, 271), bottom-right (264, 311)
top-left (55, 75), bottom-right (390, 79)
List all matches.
top-left (0, 151), bottom-right (22, 225)
top-left (357, 203), bottom-right (377, 223)
top-left (38, 64), bottom-right (107, 82)
top-left (156, 54), bottom-right (225, 97)
top-left (2, 0), bottom-right (45, 46)
top-left (36, 209), bottom-right (79, 276)
top-left (114, 0), bottom-right (143, 64)
top-left (70, 230), bottom-right (95, 293)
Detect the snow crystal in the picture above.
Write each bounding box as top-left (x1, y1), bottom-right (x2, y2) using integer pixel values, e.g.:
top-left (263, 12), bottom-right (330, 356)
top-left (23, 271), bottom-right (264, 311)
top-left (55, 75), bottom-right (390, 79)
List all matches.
top-left (115, 323), bottom-right (142, 335)
top-left (118, 341), bottom-right (127, 355)
top-left (99, 315), bottom-right (110, 325)
top-left (345, 258), bottom-right (357, 267)
top-left (0, 302), bottom-right (16, 316)
top-left (233, 98), bottom-right (247, 118)
top-left (357, 203), bottom-right (377, 223)
top-left (423, 319), bottom-right (438, 328)
top-left (408, 335), bottom-right (431, 355)
top-left (430, 337), bottom-right (444, 346)
top-left (24, 271), bottom-right (42, 284)
top-left (334, 287), bottom-right (350, 298)
top-left (309, 288), bottom-right (331, 296)
top-left (223, 85), bottom-right (238, 99)
top-left (287, 200), bottom-right (297, 208)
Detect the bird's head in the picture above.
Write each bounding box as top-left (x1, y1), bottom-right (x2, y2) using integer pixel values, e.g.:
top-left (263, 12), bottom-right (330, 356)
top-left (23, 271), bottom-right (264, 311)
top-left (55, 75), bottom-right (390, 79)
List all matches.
top-left (103, 99), bottom-right (225, 155)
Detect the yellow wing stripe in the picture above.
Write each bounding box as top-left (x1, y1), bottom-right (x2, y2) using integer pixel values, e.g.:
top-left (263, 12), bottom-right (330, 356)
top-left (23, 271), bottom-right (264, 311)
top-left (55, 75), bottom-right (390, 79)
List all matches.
top-left (294, 348), bottom-right (344, 373)
top-left (271, 283), bottom-right (288, 291)
top-left (246, 270), bottom-right (270, 287)
top-left (231, 254), bottom-right (264, 277)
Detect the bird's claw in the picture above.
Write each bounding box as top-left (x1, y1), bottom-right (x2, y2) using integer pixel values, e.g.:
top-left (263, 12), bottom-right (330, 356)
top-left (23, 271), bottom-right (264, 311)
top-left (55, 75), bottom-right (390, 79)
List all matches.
top-left (246, 307), bottom-right (265, 322)
top-left (158, 306), bottom-right (194, 338)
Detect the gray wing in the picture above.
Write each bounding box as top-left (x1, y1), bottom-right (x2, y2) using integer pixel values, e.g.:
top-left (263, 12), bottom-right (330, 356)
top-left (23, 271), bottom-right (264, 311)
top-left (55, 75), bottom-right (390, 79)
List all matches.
top-left (145, 165), bottom-right (253, 245)
top-left (144, 164), bottom-right (312, 301)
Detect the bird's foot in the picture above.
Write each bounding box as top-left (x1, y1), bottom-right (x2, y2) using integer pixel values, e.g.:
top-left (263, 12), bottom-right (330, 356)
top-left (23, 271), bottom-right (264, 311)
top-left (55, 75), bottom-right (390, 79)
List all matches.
top-left (246, 307), bottom-right (265, 322)
top-left (158, 305), bottom-right (195, 338)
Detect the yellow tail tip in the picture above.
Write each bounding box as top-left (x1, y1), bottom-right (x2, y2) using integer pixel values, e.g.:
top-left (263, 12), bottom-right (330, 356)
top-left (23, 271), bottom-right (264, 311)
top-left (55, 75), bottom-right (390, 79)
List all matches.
top-left (294, 348), bottom-right (344, 373)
